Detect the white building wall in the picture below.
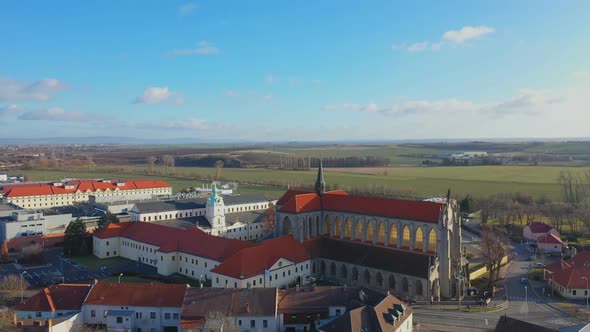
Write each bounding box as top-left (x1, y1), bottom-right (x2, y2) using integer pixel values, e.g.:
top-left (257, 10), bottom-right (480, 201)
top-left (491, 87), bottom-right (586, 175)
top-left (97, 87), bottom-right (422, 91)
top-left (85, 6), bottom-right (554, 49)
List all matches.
top-left (82, 304), bottom-right (181, 331)
top-left (212, 259), bottom-right (312, 289)
top-left (234, 315), bottom-right (277, 332)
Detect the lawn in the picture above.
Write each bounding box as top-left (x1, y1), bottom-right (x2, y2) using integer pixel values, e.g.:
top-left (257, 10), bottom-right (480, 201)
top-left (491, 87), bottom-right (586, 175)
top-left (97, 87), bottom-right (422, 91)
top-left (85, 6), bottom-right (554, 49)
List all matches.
top-left (69, 256), bottom-right (135, 270)
top-left (19, 164), bottom-right (588, 200)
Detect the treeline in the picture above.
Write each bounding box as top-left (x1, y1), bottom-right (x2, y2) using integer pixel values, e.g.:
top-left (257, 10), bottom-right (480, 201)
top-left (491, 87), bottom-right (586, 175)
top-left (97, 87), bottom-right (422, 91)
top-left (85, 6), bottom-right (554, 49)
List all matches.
top-left (175, 155), bottom-right (242, 168)
top-left (275, 156), bottom-right (391, 170)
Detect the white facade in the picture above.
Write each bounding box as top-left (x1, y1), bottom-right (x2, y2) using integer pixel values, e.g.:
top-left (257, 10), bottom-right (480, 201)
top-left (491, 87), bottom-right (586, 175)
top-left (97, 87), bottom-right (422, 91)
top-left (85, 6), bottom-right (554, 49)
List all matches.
top-left (82, 304), bottom-right (181, 332)
top-left (234, 315), bottom-right (277, 332)
top-left (0, 211), bottom-right (98, 242)
top-left (211, 258), bottom-right (312, 289)
top-left (538, 241), bottom-right (563, 254)
top-left (130, 201), bottom-right (270, 222)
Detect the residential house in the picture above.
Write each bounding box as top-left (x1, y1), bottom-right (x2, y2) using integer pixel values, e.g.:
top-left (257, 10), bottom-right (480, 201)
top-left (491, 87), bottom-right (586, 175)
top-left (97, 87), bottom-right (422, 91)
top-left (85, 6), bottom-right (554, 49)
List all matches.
top-left (523, 222), bottom-right (559, 242)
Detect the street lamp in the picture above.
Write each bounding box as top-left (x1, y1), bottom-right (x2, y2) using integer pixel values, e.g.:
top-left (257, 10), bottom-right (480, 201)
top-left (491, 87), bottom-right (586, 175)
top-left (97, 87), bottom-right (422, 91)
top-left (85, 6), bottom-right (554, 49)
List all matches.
top-left (582, 276), bottom-right (589, 314)
top-left (118, 273), bottom-right (123, 284)
top-left (20, 271), bottom-right (28, 303)
top-left (524, 285), bottom-right (528, 320)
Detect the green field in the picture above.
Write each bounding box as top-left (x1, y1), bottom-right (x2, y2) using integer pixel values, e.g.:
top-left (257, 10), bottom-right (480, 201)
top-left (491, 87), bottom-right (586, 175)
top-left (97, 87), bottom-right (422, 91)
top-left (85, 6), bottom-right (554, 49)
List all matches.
top-left (18, 165), bottom-right (587, 200)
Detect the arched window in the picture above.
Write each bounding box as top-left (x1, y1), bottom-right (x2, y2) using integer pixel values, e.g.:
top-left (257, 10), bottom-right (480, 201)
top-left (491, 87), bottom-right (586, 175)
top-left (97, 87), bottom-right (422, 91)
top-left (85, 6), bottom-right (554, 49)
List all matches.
top-left (402, 277), bottom-right (409, 292)
top-left (389, 224), bottom-right (398, 246)
top-left (324, 215), bottom-right (330, 236)
top-left (330, 262), bottom-right (336, 276)
top-left (315, 216), bottom-right (320, 237)
top-left (402, 225), bottom-right (411, 247)
top-left (333, 217), bottom-right (341, 238)
top-left (344, 217), bottom-right (352, 238)
top-left (377, 222), bottom-right (385, 243)
top-left (352, 267), bottom-right (359, 281)
top-left (320, 261), bottom-right (326, 275)
top-left (366, 222), bottom-right (374, 243)
top-left (340, 265), bottom-right (348, 279)
top-left (389, 275), bottom-right (396, 289)
top-left (415, 227), bottom-right (424, 250)
top-left (376, 272), bottom-right (383, 287)
top-left (355, 220), bottom-right (363, 241)
top-left (283, 216), bottom-right (292, 236)
top-left (364, 270), bottom-right (371, 285)
top-left (415, 280), bottom-right (423, 295)
top-left (427, 229), bottom-right (438, 252)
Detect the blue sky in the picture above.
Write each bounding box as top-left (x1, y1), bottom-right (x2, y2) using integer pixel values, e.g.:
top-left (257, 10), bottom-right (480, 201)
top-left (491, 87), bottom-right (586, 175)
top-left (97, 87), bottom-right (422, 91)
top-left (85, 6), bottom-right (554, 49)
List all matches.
top-left (1, 1), bottom-right (589, 141)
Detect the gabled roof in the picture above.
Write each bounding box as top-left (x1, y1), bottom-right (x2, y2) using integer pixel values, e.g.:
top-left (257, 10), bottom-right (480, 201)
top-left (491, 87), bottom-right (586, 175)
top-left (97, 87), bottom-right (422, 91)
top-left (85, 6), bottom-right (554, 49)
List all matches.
top-left (1, 179), bottom-right (171, 198)
top-left (94, 222), bottom-right (255, 261)
top-left (494, 315), bottom-right (558, 332)
top-left (211, 236), bottom-right (309, 279)
top-left (550, 267), bottom-right (590, 289)
top-left (277, 190), bottom-right (443, 223)
top-left (13, 284), bottom-right (92, 312)
top-left (566, 251), bottom-right (590, 268)
top-left (278, 286), bottom-right (385, 314)
top-left (537, 233), bottom-right (563, 245)
top-left (84, 282), bottom-right (187, 307)
top-left (181, 288), bottom-right (277, 329)
top-left (525, 221), bottom-right (555, 234)
top-left (314, 238), bottom-right (433, 278)
top-left (544, 260), bottom-right (571, 274)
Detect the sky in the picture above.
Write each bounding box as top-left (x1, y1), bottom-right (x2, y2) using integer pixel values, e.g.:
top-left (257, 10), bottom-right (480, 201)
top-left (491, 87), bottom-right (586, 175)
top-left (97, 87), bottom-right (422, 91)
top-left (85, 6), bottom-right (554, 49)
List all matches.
top-left (1, 1), bottom-right (590, 142)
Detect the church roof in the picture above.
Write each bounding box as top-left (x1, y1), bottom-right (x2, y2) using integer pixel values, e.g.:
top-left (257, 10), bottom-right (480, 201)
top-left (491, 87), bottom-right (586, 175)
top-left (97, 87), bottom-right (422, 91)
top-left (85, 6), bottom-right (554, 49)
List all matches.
top-left (278, 190), bottom-right (444, 223)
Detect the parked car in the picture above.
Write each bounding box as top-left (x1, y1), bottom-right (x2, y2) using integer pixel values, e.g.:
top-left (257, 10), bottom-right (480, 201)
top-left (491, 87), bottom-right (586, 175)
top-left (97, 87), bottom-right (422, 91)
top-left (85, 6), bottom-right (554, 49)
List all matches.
top-left (536, 263), bottom-right (545, 268)
top-left (521, 277), bottom-right (528, 284)
top-left (467, 287), bottom-right (479, 296)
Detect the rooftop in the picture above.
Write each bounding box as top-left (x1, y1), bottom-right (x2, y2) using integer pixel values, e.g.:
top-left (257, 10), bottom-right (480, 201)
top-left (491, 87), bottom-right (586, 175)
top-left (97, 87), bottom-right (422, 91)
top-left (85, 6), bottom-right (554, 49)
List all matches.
top-left (526, 221), bottom-right (555, 234)
top-left (132, 193), bottom-right (269, 214)
top-left (13, 284), bottom-right (92, 313)
top-left (84, 282), bottom-right (187, 307)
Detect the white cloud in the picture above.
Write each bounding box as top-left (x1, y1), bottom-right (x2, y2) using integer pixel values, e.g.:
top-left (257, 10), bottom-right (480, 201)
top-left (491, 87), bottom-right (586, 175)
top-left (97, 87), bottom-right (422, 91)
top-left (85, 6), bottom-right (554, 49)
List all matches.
top-left (321, 104), bottom-right (338, 110)
top-left (442, 26), bottom-right (495, 44)
top-left (17, 107), bottom-right (104, 122)
top-left (161, 118), bottom-right (210, 130)
top-left (0, 104), bottom-right (25, 116)
top-left (573, 71), bottom-right (590, 79)
top-left (393, 25), bottom-right (495, 53)
top-left (343, 103), bottom-right (360, 110)
top-left (179, 3), bottom-right (197, 16)
top-left (168, 41), bottom-right (220, 56)
top-left (134, 87), bottom-right (183, 104)
top-left (0, 77), bottom-right (66, 102)
top-left (259, 94), bottom-right (272, 103)
top-left (407, 42), bottom-right (429, 52)
top-left (361, 102), bottom-right (379, 112)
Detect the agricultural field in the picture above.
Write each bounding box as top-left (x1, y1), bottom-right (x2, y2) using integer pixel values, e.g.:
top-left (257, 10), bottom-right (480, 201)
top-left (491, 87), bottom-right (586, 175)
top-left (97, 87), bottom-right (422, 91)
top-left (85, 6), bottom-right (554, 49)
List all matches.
top-left (18, 165), bottom-right (587, 200)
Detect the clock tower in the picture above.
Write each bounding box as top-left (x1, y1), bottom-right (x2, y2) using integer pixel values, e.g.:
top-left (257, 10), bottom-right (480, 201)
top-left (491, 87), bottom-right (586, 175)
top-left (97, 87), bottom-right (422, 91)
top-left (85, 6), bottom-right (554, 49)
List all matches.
top-left (206, 185), bottom-right (225, 229)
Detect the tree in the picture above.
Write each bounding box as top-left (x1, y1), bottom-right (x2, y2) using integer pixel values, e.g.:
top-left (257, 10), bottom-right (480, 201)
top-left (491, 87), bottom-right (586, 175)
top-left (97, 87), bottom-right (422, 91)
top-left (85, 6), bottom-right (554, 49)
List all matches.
top-left (204, 311), bottom-right (237, 332)
top-left (215, 160), bottom-right (224, 180)
top-left (0, 274), bottom-right (24, 305)
top-left (1, 241), bottom-right (9, 263)
top-left (162, 155), bottom-right (175, 174)
top-left (96, 211), bottom-right (119, 231)
top-left (480, 225), bottom-right (509, 289)
top-left (0, 308), bottom-right (18, 331)
top-left (147, 155), bottom-right (157, 174)
top-left (460, 195), bottom-right (474, 214)
top-left (261, 204), bottom-right (275, 234)
top-left (64, 218), bottom-right (88, 256)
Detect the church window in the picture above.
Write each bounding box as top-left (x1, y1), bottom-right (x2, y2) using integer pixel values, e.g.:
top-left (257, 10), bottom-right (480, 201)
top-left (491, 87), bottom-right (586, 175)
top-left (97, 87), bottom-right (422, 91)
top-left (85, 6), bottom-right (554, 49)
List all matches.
top-left (355, 220), bottom-right (363, 241)
top-left (344, 218), bottom-right (352, 238)
top-left (402, 225), bottom-right (411, 247)
top-left (333, 217), bottom-right (341, 238)
top-left (427, 229), bottom-right (437, 252)
top-left (366, 222), bottom-right (374, 243)
top-left (415, 227), bottom-right (424, 250)
top-left (377, 222), bottom-right (385, 243)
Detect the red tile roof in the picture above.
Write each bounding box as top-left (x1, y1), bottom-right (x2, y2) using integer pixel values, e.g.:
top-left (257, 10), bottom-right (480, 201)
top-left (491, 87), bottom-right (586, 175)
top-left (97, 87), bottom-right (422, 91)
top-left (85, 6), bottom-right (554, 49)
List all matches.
top-left (84, 282), bottom-right (187, 307)
top-left (537, 233), bottom-right (563, 245)
top-left (0, 179), bottom-right (170, 198)
top-left (544, 260), bottom-right (571, 274)
top-left (94, 222), bottom-right (255, 261)
top-left (13, 284), bottom-right (92, 312)
top-left (211, 236), bottom-right (309, 279)
top-left (550, 267), bottom-right (590, 289)
top-left (525, 222), bottom-right (555, 234)
top-left (278, 190), bottom-right (444, 223)
top-left (565, 251), bottom-right (590, 268)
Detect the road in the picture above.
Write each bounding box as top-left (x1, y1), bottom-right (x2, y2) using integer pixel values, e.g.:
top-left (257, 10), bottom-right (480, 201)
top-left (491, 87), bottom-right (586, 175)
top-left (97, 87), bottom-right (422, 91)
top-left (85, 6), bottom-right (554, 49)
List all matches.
top-left (414, 226), bottom-right (585, 331)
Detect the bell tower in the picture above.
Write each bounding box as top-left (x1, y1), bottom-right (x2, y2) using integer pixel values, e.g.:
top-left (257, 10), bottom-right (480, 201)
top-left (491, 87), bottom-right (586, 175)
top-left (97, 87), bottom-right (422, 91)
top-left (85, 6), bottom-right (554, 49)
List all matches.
top-left (206, 185), bottom-right (225, 229)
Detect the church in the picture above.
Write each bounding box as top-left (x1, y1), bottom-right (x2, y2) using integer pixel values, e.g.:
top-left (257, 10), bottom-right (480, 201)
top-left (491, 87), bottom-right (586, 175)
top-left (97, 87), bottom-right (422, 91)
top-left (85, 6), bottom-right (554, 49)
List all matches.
top-left (274, 162), bottom-right (466, 301)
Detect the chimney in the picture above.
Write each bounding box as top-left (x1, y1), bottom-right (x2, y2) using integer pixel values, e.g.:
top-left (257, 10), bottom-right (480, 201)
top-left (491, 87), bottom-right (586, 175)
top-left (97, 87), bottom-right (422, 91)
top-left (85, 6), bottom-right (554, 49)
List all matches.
top-left (387, 290), bottom-right (391, 296)
top-left (94, 279), bottom-right (98, 285)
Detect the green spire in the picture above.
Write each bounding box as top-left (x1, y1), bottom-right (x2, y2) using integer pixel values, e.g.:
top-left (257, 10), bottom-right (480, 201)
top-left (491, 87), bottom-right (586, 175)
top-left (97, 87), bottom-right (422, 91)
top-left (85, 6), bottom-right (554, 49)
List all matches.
top-left (315, 159), bottom-right (326, 195)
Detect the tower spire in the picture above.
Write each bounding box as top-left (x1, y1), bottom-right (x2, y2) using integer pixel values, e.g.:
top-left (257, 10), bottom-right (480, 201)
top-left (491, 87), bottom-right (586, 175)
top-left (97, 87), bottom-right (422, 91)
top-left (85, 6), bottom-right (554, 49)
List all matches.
top-left (315, 158), bottom-right (326, 195)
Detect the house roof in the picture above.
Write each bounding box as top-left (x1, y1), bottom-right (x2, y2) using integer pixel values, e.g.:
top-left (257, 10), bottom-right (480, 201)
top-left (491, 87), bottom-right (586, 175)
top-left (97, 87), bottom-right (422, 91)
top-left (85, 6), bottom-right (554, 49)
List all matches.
top-left (544, 260), bottom-right (571, 274)
top-left (1, 179), bottom-right (170, 198)
top-left (525, 221), bottom-right (555, 234)
top-left (494, 315), bottom-right (558, 332)
top-left (13, 284), bottom-right (92, 312)
top-left (550, 267), bottom-right (590, 289)
top-left (313, 238), bottom-right (433, 278)
top-left (566, 251), bottom-right (590, 268)
top-left (278, 286), bottom-right (385, 314)
top-left (277, 189), bottom-right (444, 223)
top-left (132, 194), bottom-right (270, 214)
top-left (211, 236), bottom-right (309, 279)
top-left (84, 282), bottom-right (187, 307)
top-left (94, 221), bottom-right (255, 261)
top-left (181, 288), bottom-right (277, 329)
top-left (537, 233), bottom-right (563, 245)
top-left (320, 294), bottom-right (412, 332)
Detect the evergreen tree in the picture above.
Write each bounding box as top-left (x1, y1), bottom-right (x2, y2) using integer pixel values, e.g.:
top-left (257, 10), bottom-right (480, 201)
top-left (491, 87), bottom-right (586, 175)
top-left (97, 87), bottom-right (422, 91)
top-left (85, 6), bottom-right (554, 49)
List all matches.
top-left (64, 218), bottom-right (87, 256)
top-left (96, 211), bottom-right (119, 231)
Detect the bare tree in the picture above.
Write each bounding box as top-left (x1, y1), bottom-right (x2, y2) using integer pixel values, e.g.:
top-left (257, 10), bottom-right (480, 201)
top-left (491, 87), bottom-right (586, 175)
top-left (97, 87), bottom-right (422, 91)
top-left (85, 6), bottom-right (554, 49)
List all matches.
top-left (0, 308), bottom-right (18, 331)
top-left (261, 204), bottom-right (275, 234)
top-left (480, 225), bottom-right (509, 289)
top-left (147, 155), bottom-right (157, 174)
top-left (162, 155), bottom-right (175, 174)
top-left (205, 311), bottom-right (238, 332)
top-left (0, 274), bottom-right (25, 305)
top-left (215, 160), bottom-right (224, 180)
